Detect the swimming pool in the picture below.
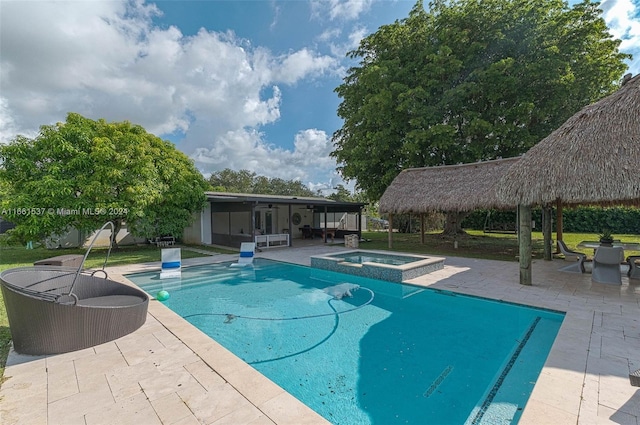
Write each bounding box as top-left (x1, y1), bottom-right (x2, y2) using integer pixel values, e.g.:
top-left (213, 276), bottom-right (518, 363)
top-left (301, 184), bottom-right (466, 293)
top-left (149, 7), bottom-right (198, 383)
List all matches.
top-left (127, 259), bottom-right (564, 425)
top-left (311, 249), bottom-right (445, 282)
top-left (333, 251), bottom-right (424, 265)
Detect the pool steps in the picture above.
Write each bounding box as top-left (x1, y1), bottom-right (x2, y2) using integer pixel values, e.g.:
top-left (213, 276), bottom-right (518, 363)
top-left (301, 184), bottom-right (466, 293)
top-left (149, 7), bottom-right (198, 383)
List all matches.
top-left (139, 270), bottom-right (245, 295)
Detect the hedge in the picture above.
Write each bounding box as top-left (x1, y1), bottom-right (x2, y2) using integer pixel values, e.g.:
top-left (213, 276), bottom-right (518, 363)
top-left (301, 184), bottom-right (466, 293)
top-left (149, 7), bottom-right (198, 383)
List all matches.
top-left (462, 206), bottom-right (640, 234)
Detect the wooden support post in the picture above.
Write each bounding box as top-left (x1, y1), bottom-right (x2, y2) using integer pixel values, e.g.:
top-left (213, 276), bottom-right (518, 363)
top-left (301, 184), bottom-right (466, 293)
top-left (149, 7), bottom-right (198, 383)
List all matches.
top-left (420, 214), bottom-right (425, 244)
top-left (519, 204), bottom-right (532, 286)
top-left (542, 205), bottom-right (552, 261)
top-left (388, 214), bottom-right (393, 249)
top-left (287, 204), bottom-right (292, 247)
top-left (323, 207), bottom-right (328, 243)
top-left (252, 204), bottom-right (257, 242)
top-left (556, 199), bottom-right (563, 253)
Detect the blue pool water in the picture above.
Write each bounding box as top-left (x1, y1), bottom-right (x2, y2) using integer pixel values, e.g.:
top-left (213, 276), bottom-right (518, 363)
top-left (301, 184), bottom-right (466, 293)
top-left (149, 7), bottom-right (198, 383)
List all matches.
top-left (330, 251), bottom-right (422, 265)
top-left (127, 259), bottom-right (564, 425)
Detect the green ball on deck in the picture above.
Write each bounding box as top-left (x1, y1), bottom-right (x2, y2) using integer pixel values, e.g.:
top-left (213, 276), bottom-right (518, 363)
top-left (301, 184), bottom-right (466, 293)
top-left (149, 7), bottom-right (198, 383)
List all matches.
top-left (156, 290), bottom-right (170, 301)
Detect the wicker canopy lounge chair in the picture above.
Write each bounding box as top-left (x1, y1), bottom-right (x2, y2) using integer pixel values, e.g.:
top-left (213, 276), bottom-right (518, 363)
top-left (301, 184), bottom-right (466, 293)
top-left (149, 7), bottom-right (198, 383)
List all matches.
top-left (0, 222), bottom-right (149, 355)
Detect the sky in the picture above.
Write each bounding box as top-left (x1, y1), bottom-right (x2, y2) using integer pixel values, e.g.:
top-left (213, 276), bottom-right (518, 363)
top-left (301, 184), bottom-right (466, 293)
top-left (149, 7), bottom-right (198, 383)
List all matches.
top-left (1, 0), bottom-right (639, 194)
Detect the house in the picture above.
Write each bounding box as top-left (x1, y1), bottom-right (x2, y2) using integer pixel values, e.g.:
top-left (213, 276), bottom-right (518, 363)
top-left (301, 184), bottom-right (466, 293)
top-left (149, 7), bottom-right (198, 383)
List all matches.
top-left (183, 192), bottom-right (366, 249)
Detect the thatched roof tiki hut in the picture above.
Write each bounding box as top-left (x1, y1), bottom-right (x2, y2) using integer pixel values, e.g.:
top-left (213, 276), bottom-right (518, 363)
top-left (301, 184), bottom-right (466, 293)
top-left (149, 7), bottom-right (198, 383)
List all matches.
top-left (379, 157), bottom-right (520, 247)
top-left (498, 73), bottom-right (640, 285)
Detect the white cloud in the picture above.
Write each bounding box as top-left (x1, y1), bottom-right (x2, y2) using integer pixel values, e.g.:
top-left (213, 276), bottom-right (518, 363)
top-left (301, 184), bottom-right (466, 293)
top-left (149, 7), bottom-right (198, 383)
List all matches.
top-left (312, 0), bottom-right (373, 21)
top-left (599, 0), bottom-right (640, 74)
top-left (272, 48), bottom-right (338, 84)
top-left (291, 129), bottom-right (335, 165)
top-left (270, 3), bottom-right (282, 31)
top-left (348, 26), bottom-right (369, 47)
top-left (318, 28), bottom-right (342, 42)
top-left (0, 0), bottom-right (343, 187)
top-left (192, 128), bottom-right (337, 185)
top-left (0, 97), bottom-right (21, 140)
top-left (327, 25), bottom-right (368, 58)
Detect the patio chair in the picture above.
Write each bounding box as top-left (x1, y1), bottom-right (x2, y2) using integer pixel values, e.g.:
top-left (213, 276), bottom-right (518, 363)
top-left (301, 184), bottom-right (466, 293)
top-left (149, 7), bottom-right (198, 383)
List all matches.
top-left (627, 255), bottom-right (640, 280)
top-left (592, 246), bottom-right (624, 285)
top-left (301, 225), bottom-right (313, 239)
top-left (558, 240), bottom-right (586, 273)
top-left (230, 242), bottom-right (255, 267)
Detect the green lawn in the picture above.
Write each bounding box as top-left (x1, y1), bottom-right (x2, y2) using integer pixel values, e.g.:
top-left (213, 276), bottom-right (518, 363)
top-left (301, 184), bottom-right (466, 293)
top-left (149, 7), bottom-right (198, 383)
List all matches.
top-left (356, 230), bottom-right (640, 260)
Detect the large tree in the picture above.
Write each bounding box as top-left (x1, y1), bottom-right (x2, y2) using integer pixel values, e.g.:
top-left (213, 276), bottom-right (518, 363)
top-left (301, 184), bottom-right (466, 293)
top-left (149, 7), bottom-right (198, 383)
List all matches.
top-left (208, 168), bottom-right (317, 197)
top-left (332, 0), bottom-right (630, 205)
top-left (327, 184), bottom-right (356, 202)
top-left (0, 113), bottom-right (209, 245)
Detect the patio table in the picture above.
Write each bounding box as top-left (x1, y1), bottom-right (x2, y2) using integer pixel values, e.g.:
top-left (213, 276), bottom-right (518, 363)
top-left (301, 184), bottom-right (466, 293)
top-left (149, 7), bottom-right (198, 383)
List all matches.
top-left (577, 241), bottom-right (640, 251)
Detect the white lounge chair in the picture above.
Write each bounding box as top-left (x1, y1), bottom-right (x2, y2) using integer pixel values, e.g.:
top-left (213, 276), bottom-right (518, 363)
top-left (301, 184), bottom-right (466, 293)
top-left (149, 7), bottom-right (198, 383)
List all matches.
top-left (230, 242), bottom-right (255, 267)
top-left (160, 247), bottom-right (181, 279)
top-left (592, 246), bottom-right (624, 285)
top-left (558, 240), bottom-right (586, 273)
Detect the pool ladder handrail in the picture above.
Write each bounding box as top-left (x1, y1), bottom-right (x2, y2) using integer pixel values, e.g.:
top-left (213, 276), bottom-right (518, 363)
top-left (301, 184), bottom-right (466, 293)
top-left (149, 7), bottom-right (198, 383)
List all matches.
top-left (67, 221), bottom-right (115, 299)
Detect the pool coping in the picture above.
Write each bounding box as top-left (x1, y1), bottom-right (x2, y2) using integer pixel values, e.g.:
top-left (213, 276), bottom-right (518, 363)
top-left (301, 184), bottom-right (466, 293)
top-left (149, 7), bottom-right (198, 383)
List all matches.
top-left (310, 249), bottom-right (445, 282)
top-left (2, 246), bottom-right (640, 424)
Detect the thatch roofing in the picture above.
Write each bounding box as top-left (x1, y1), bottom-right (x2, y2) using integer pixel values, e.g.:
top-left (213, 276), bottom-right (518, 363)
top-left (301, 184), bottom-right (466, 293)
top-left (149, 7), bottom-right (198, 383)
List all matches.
top-left (379, 157), bottom-right (520, 214)
top-left (498, 73), bottom-right (640, 207)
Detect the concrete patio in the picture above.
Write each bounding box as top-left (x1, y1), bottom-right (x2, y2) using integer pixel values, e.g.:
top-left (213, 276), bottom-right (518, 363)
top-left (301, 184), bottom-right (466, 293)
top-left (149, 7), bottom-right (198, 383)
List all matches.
top-left (2, 244), bottom-right (640, 424)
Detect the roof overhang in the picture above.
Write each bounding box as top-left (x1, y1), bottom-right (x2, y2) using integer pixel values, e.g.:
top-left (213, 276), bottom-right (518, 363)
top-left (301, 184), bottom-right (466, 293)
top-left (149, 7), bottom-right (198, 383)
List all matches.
top-left (205, 192), bottom-right (365, 213)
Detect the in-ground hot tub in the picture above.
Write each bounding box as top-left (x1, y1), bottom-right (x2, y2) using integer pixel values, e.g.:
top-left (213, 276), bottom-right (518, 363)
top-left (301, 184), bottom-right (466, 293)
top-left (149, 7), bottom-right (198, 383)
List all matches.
top-left (0, 266), bottom-right (149, 355)
top-left (310, 250), bottom-right (445, 282)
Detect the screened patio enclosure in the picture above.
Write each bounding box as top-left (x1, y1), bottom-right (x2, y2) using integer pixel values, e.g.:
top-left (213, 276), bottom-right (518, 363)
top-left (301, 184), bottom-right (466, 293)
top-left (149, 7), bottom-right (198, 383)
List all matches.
top-left (205, 192), bottom-right (365, 249)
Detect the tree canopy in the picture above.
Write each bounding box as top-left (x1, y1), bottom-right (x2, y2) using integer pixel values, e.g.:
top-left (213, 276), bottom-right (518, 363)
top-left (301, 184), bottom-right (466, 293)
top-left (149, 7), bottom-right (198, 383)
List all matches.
top-left (326, 184), bottom-right (356, 202)
top-left (208, 168), bottom-right (317, 197)
top-left (0, 113), bottom-right (209, 244)
top-left (332, 0), bottom-right (631, 201)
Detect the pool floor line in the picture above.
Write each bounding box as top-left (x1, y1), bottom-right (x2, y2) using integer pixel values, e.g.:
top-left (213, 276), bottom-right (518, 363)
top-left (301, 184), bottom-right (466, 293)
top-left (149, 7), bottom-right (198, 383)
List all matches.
top-left (469, 316), bottom-right (542, 424)
top-left (423, 365), bottom-right (454, 398)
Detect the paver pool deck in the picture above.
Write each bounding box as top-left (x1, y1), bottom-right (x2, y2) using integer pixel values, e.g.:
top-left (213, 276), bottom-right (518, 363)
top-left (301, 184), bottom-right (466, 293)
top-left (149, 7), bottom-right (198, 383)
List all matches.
top-left (2, 244), bottom-right (640, 424)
